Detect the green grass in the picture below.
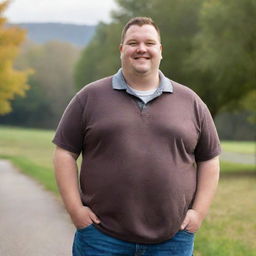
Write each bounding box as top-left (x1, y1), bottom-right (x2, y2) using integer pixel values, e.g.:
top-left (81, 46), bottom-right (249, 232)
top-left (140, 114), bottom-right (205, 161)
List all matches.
top-left (194, 176), bottom-right (256, 256)
top-left (0, 125), bottom-right (54, 166)
top-left (220, 161), bottom-right (255, 174)
top-left (221, 141), bottom-right (255, 155)
top-left (1, 155), bottom-right (58, 193)
top-left (0, 125), bottom-right (57, 192)
top-left (0, 125), bottom-right (256, 255)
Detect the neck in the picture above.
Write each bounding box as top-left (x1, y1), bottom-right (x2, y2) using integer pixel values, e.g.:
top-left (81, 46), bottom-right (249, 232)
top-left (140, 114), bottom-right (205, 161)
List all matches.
top-left (122, 70), bottom-right (159, 91)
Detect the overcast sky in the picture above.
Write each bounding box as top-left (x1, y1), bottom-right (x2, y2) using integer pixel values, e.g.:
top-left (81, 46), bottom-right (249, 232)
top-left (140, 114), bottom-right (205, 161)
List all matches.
top-left (2, 0), bottom-right (118, 25)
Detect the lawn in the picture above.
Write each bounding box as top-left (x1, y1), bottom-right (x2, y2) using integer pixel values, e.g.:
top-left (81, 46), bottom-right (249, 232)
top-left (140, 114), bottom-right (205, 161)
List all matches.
top-left (221, 141), bottom-right (255, 155)
top-left (0, 125), bottom-right (255, 255)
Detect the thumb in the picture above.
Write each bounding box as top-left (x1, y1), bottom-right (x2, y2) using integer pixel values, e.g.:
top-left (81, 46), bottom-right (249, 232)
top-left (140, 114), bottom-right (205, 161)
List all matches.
top-left (180, 214), bottom-right (190, 230)
top-left (88, 208), bottom-right (101, 224)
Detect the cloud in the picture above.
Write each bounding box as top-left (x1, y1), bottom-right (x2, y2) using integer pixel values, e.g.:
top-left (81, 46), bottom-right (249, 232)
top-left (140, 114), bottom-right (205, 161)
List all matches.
top-left (3, 0), bottom-right (117, 25)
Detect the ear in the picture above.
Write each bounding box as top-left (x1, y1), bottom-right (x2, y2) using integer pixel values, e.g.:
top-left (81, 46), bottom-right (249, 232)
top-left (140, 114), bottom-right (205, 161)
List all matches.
top-left (119, 44), bottom-right (123, 53)
top-left (119, 44), bottom-right (124, 60)
top-left (160, 44), bottom-right (163, 59)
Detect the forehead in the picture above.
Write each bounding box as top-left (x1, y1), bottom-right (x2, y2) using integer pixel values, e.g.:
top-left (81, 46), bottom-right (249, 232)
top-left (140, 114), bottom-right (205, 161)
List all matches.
top-left (124, 24), bottom-right (160, 42)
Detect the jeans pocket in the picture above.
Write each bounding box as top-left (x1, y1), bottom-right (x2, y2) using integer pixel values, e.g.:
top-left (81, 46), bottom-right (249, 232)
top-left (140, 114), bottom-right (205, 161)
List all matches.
top-left (77, 224), bottom-right (94, 232)
top-left (182, 229), bottom-right (195, 235)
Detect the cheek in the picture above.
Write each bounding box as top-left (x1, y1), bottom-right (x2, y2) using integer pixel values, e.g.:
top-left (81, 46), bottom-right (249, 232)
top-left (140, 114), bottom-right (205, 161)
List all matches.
top-left (149, 47), bottom-right (162, 57)
top-left (152, 50), bottom-right (162, 58)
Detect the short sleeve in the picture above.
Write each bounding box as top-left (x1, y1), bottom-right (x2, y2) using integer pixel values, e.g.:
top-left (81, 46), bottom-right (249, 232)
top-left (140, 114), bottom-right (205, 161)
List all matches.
top-left (194, 104), bottom-right (221, 162)
top-left (52, 95), bottom-right (84, 154)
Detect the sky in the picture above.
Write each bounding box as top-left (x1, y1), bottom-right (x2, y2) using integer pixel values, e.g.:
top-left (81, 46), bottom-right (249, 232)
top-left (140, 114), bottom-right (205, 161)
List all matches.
top-left (1, 0), bottom-right (118, 25)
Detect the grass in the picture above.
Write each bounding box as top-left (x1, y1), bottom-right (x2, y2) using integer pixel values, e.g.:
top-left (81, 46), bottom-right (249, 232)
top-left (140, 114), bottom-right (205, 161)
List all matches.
top-left (220, 161), bottom-right (255, 174)
top-left (221, 141), bottom-right (255, 155)
top-left (194, 176), bottom-right (256, 256)
top-left (0, 125), bottom-right (256, 255)
top-left (0, 126), bottom-right (58, 193)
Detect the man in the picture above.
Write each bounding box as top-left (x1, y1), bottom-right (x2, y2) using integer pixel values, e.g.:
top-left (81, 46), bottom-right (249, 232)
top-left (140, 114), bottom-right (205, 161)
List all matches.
top-left (53, 17), bottom-right (221, 256)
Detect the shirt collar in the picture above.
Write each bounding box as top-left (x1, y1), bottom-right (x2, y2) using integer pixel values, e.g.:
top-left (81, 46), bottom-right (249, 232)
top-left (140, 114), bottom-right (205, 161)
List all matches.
top-left (112, 68), bottom-right (173, 93)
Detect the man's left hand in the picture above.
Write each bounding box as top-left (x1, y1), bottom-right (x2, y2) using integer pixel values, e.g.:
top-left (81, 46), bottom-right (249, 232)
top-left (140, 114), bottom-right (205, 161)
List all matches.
top-left (180, 209), bottom-right (203, 233)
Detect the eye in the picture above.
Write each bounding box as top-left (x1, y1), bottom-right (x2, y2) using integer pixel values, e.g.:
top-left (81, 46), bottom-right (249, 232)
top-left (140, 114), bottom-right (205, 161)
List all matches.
top-left (128, 42), bottom-right (137, 46)
top-left (146, 42), bottom-right (156, 46)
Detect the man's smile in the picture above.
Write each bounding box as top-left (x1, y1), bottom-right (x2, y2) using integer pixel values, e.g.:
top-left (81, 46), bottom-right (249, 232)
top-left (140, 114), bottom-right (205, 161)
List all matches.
top-left (134, 56), bottom-right (150, 60)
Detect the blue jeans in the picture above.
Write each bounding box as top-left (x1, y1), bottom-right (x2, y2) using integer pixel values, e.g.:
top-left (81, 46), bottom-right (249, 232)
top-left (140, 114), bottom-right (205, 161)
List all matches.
top-left (73, 224), bottom-right (194, 256)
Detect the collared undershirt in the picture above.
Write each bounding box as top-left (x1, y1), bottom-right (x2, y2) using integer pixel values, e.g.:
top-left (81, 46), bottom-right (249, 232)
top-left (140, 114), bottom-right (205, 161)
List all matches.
top-left (127, 85), bottom-right (157, 104)
top-left (112, 69), bottom-right (173, 109)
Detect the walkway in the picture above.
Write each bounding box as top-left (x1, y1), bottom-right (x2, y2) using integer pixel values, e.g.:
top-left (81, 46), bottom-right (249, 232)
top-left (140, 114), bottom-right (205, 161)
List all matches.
top-left (0, 160), bottom-right (75, 256)
top-left (0, 151), bottom-right (255, 255)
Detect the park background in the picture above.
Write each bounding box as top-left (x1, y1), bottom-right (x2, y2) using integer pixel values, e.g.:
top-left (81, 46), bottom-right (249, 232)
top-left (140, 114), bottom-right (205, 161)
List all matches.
top-left (0, 0), bottom-right (255, 255)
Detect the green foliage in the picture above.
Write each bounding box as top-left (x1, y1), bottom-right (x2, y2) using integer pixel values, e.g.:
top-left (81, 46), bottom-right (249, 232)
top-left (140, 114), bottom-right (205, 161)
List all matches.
top-left (0, 40), bottom-right (80, 128)
top-left (188, 0), bottom-right (256, 117)
top-left (239, 90), bottom-right (256, 124)
top-left (112, 0), bottom-right (153, 22)
top-left (74, 0), bottom-right (255, 119)
top-left (75, 22), bottom-right (121, 88)
top-left (215, 112), bottom-right (256, 141)
top-left (150, 0), bottom-right (204, 82)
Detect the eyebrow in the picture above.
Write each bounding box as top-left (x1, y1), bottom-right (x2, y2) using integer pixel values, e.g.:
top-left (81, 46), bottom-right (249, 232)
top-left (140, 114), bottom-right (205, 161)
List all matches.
top-left (126, 39), bottom-right (157, 43)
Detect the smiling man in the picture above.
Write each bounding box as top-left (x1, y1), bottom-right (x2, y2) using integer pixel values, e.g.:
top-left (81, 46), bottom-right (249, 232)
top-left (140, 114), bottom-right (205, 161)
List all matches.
top-left (53, 17), bottom-right (221, 256)
top-left (120, 23), bottom-right (162, 89)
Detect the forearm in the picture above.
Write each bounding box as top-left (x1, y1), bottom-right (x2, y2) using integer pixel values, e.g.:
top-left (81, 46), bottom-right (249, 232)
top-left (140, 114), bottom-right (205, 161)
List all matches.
top-left (181, 156), bottom-right (220, 231)
top-left (192, 156), bottom-right (220, 218)
top-left (53, 147), bottom-right (82, 214)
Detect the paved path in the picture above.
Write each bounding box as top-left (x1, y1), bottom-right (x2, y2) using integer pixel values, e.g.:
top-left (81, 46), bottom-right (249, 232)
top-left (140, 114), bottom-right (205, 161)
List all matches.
top-left (220, 151), bottom-right (255, 165)
top-left (0, 160), bottom-right (75, 256)
top-left (0, 152), bottom-right (254, 256)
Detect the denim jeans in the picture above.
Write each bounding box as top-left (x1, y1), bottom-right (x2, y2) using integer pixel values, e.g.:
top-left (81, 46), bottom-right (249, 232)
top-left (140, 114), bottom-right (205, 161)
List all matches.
top-left (73, 224), bottom-right (194, 256)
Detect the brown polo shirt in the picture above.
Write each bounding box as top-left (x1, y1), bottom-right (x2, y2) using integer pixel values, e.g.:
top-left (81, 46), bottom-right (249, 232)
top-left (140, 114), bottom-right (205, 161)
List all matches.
top-left (52, 71), bottom-right (221, 244)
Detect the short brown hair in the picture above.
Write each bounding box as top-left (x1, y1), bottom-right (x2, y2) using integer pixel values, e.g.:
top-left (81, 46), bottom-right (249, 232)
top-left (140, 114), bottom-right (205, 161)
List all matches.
top-left (120, 17), bottom-right (161, 44)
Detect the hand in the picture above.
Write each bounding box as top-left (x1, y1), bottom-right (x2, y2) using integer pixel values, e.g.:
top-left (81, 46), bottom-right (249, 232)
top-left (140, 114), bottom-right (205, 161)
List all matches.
top-left (180, 209), bottom-right (203, 233)
top-left (69, 206), bottom-right (101, 229)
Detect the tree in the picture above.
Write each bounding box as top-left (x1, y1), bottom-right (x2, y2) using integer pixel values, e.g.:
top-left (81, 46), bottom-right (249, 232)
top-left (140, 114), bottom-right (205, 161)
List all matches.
top-left (0, 0), bottom-right (30, 115)
top-left (0, 40), bottom-right (80, 128)
top-left (74, 0), bottom-right (256, 119)
top-left (75, 0), bottom-right (204, 91)
top-left (187, 0), bottom-right (256, 117)
top-left (75, 22), bottom-right (122, 88)
top-left (240, 90), bottom-right (256, 124)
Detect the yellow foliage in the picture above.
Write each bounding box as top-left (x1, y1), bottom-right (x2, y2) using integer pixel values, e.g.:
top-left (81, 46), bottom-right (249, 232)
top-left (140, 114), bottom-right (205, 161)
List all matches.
top-left (0, 0), bottom-right (31, 115)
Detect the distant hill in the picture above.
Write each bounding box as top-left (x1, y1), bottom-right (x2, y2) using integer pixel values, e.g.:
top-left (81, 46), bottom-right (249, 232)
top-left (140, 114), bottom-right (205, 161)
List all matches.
top-left (9, 23), bottom-right (96, 47)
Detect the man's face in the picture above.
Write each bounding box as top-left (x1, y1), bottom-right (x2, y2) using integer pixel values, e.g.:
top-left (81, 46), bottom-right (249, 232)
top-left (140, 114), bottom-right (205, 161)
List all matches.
top-left (120, 25), bottom-right (162, 76)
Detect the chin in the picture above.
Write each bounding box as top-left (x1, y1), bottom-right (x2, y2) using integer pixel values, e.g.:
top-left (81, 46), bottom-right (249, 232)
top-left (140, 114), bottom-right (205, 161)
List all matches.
top-left (133, 66), bottom-right (150, 74)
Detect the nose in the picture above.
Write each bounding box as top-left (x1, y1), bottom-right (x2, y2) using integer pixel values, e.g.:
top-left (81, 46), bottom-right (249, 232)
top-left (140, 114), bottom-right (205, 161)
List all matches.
top-left (136, 43), bottom-right (147, 53)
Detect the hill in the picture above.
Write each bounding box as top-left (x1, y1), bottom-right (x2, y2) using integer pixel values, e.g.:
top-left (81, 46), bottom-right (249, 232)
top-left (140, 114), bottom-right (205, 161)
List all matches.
top-left (9, 22), bottom-right (96, 47)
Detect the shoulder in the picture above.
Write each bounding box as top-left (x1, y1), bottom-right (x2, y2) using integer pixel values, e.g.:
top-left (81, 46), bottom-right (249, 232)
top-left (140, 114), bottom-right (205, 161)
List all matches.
top-left (76, 76), bottom-right (113, 99)
top-left (170, 80), bottom-right (211, 121)
top-left (171, 80), bottom-right (201, 102)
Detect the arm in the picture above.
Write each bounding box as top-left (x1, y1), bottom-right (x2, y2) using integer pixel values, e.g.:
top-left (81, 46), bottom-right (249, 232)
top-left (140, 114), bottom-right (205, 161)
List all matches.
top-left (181, 156), bottom-right (220, 232)
top-left (53, 146), bottom-right (100, 228)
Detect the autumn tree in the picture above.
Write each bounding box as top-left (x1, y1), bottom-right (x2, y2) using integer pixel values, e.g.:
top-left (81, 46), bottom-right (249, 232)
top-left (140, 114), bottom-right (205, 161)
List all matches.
top-left (0, 40), bottom-right (80, 128)
top-left (0, 0), bottom-right (30, 114)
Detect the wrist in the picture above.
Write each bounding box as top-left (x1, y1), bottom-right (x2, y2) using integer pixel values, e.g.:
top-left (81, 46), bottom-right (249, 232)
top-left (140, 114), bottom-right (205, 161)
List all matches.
top-left (191, 208), bottom-right (207, 220)
top-left (66, 202), bottom-right (84, 215)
